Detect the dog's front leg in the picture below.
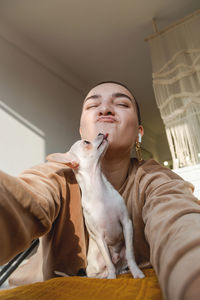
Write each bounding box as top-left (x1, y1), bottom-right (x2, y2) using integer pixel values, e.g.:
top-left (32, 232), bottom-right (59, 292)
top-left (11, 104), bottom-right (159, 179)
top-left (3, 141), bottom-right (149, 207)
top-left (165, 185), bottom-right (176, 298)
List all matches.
top-left (95, 237), bottom-right (116, 279)
top-left (86, 237), bottom-right (106, 278)
top-left (122, 218), bottom-right (145, 278)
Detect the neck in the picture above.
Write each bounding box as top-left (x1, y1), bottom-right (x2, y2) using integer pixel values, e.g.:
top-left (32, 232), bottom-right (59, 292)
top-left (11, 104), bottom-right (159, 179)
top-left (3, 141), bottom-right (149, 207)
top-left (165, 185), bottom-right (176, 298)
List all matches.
top-left (101, 153), bottom-right (131, 191)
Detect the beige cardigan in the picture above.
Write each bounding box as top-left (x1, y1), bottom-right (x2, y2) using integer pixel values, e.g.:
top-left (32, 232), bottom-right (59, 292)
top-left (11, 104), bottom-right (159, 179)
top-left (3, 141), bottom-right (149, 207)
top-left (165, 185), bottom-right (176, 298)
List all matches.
top-left (0, 158), bottom-right (200, 300)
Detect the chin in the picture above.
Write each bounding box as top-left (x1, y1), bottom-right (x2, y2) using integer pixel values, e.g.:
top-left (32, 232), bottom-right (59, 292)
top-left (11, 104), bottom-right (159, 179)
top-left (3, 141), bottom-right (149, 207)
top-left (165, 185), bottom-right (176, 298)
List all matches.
top-left (105, 142), bottom-right (132, 155)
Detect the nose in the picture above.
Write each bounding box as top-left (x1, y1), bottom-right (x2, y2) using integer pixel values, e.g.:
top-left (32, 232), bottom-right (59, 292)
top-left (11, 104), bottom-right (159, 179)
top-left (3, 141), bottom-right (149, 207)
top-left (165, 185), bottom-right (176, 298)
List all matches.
top-left (98, 102), bottom-right (114, 116)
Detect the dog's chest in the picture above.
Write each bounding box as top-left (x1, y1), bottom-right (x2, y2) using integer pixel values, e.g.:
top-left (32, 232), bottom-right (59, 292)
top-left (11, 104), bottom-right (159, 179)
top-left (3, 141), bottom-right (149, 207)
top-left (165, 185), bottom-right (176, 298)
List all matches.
top-left (81, 193), bottom-right (124, 239)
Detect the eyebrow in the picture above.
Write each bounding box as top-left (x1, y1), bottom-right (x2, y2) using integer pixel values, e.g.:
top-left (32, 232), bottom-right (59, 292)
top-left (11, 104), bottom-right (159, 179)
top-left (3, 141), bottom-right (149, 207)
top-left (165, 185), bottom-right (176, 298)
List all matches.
top-left (84, 92), bottom-right (133, 103)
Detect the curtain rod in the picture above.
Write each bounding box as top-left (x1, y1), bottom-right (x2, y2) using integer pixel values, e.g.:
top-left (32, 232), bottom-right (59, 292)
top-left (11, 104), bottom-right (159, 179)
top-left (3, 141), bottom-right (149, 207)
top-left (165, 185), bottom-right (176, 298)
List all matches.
top-left (144, 9), bottom-right (200, 42)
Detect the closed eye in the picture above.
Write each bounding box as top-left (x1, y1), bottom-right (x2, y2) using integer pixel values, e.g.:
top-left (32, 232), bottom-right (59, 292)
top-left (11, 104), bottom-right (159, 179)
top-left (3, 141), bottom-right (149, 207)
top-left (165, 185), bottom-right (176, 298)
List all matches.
top-left (86, 105), bottom-right (98, 110)
top-left (117, 103), bottom-right (129, 107)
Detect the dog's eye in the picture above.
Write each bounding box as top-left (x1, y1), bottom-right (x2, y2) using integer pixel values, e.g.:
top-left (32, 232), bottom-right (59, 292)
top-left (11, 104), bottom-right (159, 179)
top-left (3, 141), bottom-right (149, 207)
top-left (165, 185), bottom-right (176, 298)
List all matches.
top-left (84, 140), bottom-right (90, 144)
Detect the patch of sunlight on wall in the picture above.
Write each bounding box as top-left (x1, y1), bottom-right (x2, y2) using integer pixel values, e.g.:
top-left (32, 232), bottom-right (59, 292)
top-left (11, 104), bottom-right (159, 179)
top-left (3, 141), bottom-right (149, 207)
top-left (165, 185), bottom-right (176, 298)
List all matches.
top-left (0, 101), bottom-right (45, 176)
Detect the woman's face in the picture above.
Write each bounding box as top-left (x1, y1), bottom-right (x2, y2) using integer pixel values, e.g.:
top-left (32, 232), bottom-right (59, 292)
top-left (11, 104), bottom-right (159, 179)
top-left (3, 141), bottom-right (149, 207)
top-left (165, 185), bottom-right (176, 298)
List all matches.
top-left (79, 83), bottom-right (143, 155)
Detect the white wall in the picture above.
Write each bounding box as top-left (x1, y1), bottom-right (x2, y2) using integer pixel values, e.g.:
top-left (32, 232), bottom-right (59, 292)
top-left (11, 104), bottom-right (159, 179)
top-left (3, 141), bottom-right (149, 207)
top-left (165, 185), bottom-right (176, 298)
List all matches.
top-left (0, 23), bottom-right (87, 175)
top-left (0, 102), bottom-right (45, 175)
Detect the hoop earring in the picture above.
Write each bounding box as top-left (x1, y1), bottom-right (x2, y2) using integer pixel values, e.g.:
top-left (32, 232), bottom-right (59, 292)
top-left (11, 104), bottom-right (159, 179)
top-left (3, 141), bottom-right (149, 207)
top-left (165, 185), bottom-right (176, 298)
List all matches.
top-left (135, 141), bottom-right (143, 163)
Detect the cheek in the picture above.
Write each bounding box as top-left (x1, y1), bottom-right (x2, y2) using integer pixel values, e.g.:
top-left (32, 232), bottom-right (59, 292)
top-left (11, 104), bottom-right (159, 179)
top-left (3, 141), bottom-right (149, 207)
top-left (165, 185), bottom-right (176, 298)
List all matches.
top-left (80, 113), bottom-right (96, 139)
top-left (120, 115), bottom-right (138, 144)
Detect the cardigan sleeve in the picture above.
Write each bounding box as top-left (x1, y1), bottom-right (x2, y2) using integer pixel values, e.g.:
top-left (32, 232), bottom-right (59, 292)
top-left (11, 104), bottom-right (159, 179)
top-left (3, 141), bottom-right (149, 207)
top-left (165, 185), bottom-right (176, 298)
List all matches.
top-left (0, 162), bottom-right (66, 265)
top-left (141, 160), bottom-right (200, 300)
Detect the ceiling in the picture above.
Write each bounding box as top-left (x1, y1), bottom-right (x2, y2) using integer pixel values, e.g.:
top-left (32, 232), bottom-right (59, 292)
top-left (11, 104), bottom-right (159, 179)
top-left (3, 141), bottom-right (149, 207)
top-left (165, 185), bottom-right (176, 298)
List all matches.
top-left (0, 0), bottom-right (199, 137)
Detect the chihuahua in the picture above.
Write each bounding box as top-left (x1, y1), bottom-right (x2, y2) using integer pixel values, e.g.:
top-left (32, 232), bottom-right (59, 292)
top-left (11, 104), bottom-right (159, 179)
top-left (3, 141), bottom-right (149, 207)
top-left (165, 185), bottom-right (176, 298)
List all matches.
top-left (47, 133), bottom-right (144, 279)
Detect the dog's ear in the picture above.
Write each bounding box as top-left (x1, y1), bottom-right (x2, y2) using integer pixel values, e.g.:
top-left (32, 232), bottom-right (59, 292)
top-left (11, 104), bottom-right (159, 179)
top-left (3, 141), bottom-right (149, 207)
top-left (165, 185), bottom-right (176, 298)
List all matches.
top-left (46, 152), bottom-right (79, 169)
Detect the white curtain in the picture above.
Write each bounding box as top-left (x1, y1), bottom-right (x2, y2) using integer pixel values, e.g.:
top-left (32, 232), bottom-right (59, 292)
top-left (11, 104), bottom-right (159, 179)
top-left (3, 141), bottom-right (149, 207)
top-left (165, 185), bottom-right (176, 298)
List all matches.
top-left (148, 10), bottom-right (200, 168)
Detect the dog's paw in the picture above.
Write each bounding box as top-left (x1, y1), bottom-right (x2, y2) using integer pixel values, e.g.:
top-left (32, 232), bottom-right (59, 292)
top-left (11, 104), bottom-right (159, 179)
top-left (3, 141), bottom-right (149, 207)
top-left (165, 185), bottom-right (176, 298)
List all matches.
top-left (107, 271), bottom-right (116, 279)
top-left (133, 269), bottom-right (145, 279)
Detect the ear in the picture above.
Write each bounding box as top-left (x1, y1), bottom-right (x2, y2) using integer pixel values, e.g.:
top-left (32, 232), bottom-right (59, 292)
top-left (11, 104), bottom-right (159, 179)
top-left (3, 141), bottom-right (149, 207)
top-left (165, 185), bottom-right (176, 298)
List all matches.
top-left (138, 125), bottom-right (144, 137)
top-left (137, 125), bottom-right (144, 142)
top-left (46, 152), bottom-right (79, 169)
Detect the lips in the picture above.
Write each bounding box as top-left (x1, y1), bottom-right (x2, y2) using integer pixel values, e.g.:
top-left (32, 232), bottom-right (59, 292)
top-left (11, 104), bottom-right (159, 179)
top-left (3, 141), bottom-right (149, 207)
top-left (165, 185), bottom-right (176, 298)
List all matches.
top-left (97, 116), bottom-right (116, 123)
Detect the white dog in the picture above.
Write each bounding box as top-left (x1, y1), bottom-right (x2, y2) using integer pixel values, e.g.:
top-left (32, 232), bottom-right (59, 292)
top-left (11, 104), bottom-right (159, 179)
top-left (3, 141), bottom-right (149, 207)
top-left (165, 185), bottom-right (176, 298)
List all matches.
top-left (47, 133), bottom-right (144, 279)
